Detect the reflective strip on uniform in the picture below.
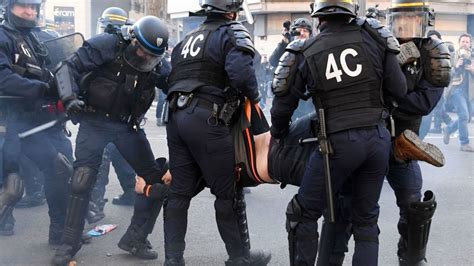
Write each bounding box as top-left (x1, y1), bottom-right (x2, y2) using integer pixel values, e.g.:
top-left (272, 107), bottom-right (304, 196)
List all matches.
top-left (105, 14), bottom-right (128, 22)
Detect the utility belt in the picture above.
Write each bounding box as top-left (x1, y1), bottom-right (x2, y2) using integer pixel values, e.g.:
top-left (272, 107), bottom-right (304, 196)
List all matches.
top-left (84, 108), bottom-right (142, 129)
top-left (168, 92), bottom-right (240, 126)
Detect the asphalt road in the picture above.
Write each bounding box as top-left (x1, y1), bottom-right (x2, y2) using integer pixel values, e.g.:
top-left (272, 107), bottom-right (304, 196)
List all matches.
top-left (0, 102), bottom-right (473, 266)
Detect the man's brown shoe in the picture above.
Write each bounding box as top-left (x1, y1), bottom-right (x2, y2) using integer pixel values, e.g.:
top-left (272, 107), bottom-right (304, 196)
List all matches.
top-left (393, 129), bottom-right (445, 167)
top-left (460, 144), bottom-right (474, 152)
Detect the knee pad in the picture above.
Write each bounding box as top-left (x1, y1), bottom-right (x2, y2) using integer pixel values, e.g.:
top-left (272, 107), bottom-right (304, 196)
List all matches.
top-left (0, 173), bottom-right (24, 206)
top-left (286, 195), bottom-right (318, 266)
top-left (70, 166), bottom-right (97, 194)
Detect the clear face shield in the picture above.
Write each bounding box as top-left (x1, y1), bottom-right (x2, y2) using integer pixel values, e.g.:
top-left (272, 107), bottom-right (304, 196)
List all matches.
top-left (123, 39), bottom-right (164, 72)
top-left (387, 11), bottom-right (428, 39)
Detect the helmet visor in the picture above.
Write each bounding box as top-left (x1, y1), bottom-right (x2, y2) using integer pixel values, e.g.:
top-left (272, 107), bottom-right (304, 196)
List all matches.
top-left (387, 11), bottom-right (427, 39)
top-left (124, 40), bottom-right (163, 72)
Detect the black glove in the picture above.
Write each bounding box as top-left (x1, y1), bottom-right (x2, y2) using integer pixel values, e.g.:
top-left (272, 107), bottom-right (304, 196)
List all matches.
top-left (250, 91), bottom-right (262, 105)
top-left (65, 98), bottom-right (85, 115)
top-left (45, 79), bottom-right (59, 98)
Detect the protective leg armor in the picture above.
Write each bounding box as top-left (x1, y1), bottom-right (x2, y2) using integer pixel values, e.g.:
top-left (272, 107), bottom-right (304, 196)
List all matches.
top-left (234, 186), bottom-right (250, 250)
top-left (48, 153), bottom-right (73, 245)
top-left (399, 191), bottom-right (437, 266)
top-left (52, 166), bottom-right (97, 266)
top-left (286, 195), bottom-right (318, 266)
top-left (0, 173), bottom-right (24, 226)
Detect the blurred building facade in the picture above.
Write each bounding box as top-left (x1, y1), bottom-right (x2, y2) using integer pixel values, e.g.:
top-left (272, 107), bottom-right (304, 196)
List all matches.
top-left (44, 0), bottom-right (130, 38)
top-left (167, 0), bottom-right (474, 57)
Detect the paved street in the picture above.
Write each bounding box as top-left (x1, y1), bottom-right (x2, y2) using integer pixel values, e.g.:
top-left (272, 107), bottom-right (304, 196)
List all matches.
top-left (0, 102), bottom-right (473, 266)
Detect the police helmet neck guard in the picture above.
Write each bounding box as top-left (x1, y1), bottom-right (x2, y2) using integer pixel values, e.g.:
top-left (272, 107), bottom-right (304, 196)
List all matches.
top-left (387, 0), bottom-right (433, 39)
top-left (5, 0), bottom-right (44, 29)
top-left (123, 16), bottom-right (169, 72)
top-left (199, 0), bottom-right (244, 14)
top-left (97, 6), bottom-right (130, 34)
top-left (311, 0), bottom-right (356, 18)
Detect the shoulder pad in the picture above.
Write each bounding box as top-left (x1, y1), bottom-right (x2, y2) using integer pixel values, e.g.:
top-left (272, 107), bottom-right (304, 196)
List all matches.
top-left (226, 21), bottom-right (255, 56)
top-left (360, 17), bottom-right (400, 54)
top-left (286, 39), bottom-right (306, 53)
top-left (272, 51), bottom-right (298, 97)
top-left (421, 38), bottom-right (452, 87)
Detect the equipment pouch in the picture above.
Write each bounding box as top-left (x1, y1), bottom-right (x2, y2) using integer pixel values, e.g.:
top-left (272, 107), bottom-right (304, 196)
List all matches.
top-left (218, 99), bottom-right (240, 126)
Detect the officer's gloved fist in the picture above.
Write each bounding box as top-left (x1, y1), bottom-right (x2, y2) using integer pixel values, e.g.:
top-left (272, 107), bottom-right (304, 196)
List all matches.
top-left (45, 79), bottom-right (59, 98)
top-left (65, 99), bottom-right (85, 115)
top-left (250, 92), bottom-right (262, 105)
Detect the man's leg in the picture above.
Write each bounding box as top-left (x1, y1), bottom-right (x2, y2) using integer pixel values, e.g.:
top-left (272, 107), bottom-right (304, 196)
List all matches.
top-left (386, 160), bottom-right (424, 264)
top-left (114, 129), bottom-right (169, 259)
top-left (109, 143), bottom-right (136, 206)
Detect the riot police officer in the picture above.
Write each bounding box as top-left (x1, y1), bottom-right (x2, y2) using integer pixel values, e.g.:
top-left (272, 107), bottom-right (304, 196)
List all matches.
top-left (163, 0), bottom-right (271, 265)
top-left (305, 1), bottom-right (451, 265)
top-left (51, 16), bottom-right (170, 265)
top-left (0, 0), bottom-right (72, 241)
top-left (96, 6), bottom-right (133, 35)
top-left (86, 6), bottom-right (138, 225)
top-left (385, 1), bottom-right (450, 264)
top-left (270, 0), bottom-right (408, 264)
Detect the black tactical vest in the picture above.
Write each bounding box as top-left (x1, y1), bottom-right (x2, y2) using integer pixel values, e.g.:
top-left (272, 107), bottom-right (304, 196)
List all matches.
top-left (303, 24), bottom-right (385, 134)
top-left (1, 25), bottom-right (46, 81)
top-left (2, 26), bottom-right (49, 113)
top-left (82, 41), bottom-right (157, 124)
top-left (167, 21), bottom-right (228, 94)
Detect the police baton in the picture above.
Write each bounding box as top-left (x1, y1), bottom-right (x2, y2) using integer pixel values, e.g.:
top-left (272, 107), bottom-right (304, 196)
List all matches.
top-left (298, 137), bottom-right (318, 145)
top-left (18, 116), bottom-right (70, 139)
top-left (318, 108), bottom-right (336, 223)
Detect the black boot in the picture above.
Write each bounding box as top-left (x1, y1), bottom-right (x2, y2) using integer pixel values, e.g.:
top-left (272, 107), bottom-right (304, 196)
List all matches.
top-left (16, 191), bottom-right (46, 208)
top-left (52, 244), bottom-right (78, 266)
top-left (112, 190), bottom-right (136, 206)
top-left (0, 212), bottom-right (15, 236)
top-left (225, 250), bottom-right (272, 266)
top-left (49, 222), bottom-right (64, 245)
top-left (86, 201), bottom-right (105, 224)
top-left (164, 257), bottom-right (185, 266)
top-left (118, 224), bottom-right (158, 260)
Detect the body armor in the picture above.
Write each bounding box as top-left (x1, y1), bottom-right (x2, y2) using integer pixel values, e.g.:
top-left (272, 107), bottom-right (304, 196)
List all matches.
top-left (303, 23), bottom-right (385, 134)
top-left (272, 39), bottom-right (306, 97)
top-left (167, 20), bottom-right (254, 95)
top-left (81, 37), bottom-right (157, 125)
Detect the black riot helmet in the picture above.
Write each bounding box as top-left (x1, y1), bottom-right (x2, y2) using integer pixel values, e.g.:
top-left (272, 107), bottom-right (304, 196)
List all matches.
top-left (387, 0), bottom-right (433, 39)
top-left (290, 18), bottom-right (313, 35)
top-left (123, 16), bottom-right (169, 72)
top-left (97, 7), bottom-right (131, 34)
top-left (199, 0), bottom-right (244, 13)
top-left (4, 0), bottom-right (45, 29)
top-left (311, 0), bottom-right (356, 18)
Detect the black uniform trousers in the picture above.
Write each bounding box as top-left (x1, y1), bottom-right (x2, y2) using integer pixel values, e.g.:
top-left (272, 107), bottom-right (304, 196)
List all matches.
top-left (3, 113), bottom-right (70, 227)
top-left (164, 100), bottom-right (247, 259)
top-left (294, 125), bottom-right (391, 266)
top-left (63, 114), bottom-right (164, 249)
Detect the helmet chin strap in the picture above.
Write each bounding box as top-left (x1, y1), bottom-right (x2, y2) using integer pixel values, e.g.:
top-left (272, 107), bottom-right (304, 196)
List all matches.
top-left (7, 9), bottom-right (37, 29)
